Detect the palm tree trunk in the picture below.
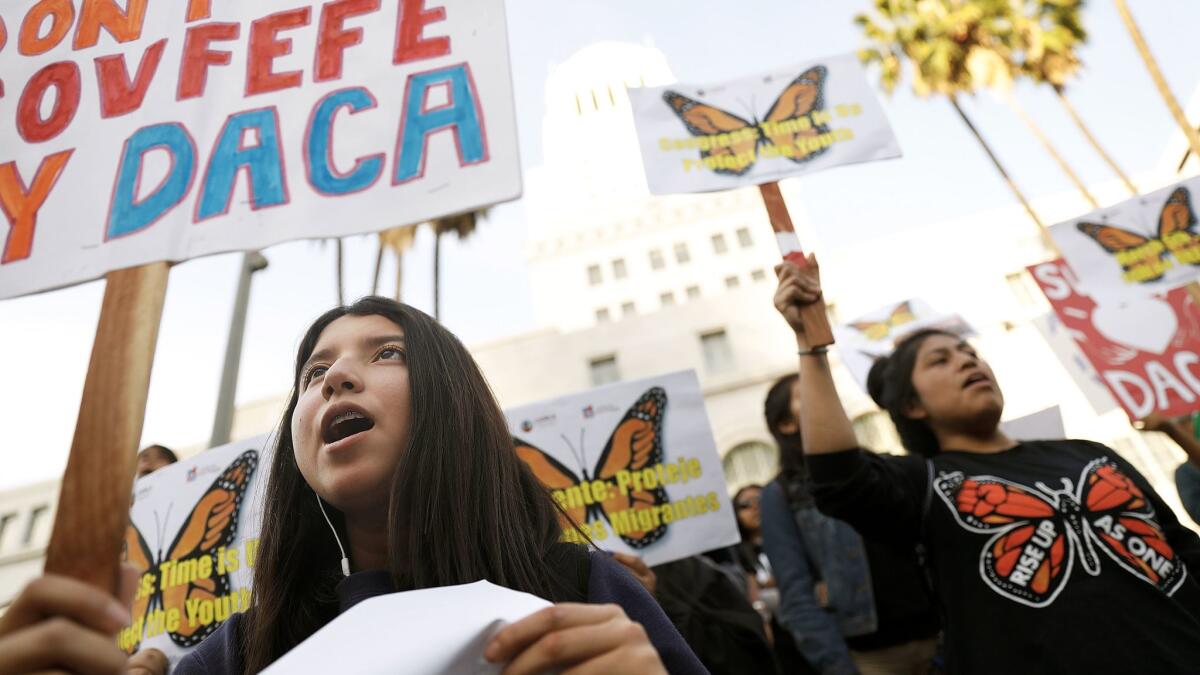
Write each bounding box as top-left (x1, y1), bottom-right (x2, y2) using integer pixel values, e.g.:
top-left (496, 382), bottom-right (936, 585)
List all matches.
top-left (1052, 85), bottom-right (1139, 195)
top-left (371, 237), bottom-right (384, 295)
top-left (1005, 93), bottom-right (1099, 209)
top-left (433, 229), bottom-right (442, 320)
top-left (334, 237), bottom-right (345, 305)
top-left (949, 95), bottom-right (1057, 253)
top-left (1115, 0), bottom-right (1200, 158)
top-left (393, 250), bottom-right (404, 302)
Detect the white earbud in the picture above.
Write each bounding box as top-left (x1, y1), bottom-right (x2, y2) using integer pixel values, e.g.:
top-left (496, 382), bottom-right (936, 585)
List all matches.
top-left (315, 494), bottom-right (351, 577)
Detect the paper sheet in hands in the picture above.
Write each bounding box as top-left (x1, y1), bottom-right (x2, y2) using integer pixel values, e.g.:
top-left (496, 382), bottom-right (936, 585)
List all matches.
top-left (262, 581), bottom-right (551, 674)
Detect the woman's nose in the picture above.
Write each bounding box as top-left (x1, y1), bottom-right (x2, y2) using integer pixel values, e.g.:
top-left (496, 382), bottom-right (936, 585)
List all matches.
top-left (322, 361), bottom-right (363, 399)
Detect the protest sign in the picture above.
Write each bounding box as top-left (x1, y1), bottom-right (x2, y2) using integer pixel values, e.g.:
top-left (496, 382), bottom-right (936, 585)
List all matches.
top-left (628, 53), bottom-right (901, 195)
top-left (118, 435), bottom-right (271, 664)
top-left (1048, 177), bottom-right (1200, 302)
top-left (506, 370), bottom-right (740, 566)
top-left (1028, 259), bottom-right (1200, 420)
top-left (262, 581), bottom-right (550, 674)
top-left (0, 0), bottom-right (520, 299)
top-left (1001, 406), bottom-right (1065, 441)
top-left (1031, 312), bottom-right (1121, 415)
top-left (833, 299), bottom-right (975, 392)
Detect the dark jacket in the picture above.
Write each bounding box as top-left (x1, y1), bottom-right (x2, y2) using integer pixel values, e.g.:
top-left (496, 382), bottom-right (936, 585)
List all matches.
top-left (175, 549), bottom-right (707, 674)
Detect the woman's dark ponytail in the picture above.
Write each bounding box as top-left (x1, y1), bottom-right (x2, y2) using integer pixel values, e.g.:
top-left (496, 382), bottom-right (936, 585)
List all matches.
top-left (867, 329), bottom-right (956, 458)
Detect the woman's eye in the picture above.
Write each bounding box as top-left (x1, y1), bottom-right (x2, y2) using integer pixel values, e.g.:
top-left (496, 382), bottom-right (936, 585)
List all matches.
top-left (304, 366), bottom-right (327, 387)
top-left (378, 346), bottom-right (405, 362)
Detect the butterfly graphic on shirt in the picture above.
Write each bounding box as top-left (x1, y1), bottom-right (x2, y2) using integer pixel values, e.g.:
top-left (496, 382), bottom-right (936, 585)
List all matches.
top-left (1076, 187), bottom-right (1200, 283)
top-left (662, 66), bottom-right (830, 176)
top-left (514, 387), bottom-right (669, 549)
top-left (934, 457), bottom-right (1185, 608)
top-left (121, 450), bottom-right (258, 653)
top-left (848, 301), bottom-right (916, 342)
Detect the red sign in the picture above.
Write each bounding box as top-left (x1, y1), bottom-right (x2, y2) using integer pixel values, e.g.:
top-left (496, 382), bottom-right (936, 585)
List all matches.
top-left (1028, 259), bottom-right (1200, 420)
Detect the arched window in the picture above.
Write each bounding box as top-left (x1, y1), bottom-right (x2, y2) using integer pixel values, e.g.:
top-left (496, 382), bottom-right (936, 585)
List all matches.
top-left (852, 410), bottom-right (903, 455)
top-left (722, 441), bottom-right (778, 493)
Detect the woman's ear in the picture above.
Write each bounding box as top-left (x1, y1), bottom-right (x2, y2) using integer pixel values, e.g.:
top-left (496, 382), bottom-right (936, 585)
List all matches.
top-left (777, 419), bottom-right (799, 435)
top-left (903, 398), bottom-right (928, 421)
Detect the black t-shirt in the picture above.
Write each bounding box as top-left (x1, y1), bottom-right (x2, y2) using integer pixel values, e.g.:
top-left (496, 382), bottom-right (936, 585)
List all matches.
top-left (808, 440), bottom-right (1200, 675)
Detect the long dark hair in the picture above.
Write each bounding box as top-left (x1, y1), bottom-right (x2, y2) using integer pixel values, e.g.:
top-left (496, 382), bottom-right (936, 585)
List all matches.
top-left (242, 297), bottom-right (574, 672)
top-left (866, 328), bottom-right (957, 458)
top-left (764, 374), bottom-right (809, 506)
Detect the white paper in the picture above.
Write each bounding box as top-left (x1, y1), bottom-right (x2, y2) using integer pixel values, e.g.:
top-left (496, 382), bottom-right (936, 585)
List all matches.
top-left (833, 299), bottom-right (975, 392)
top-left (262, 581), bottom-right (551, 675)
top-left (628, 53), bottom-right (901, 195)
top-left (1001, 406), bottom-right (1066, 441)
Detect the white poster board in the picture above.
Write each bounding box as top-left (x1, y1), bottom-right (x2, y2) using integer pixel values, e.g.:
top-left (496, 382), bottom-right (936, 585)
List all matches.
top-left (628, 53), bottom-right (901, 195)
top-left (119, 435), bottom-right (271, 665)
top-left (506, 370), bottom-right (740, 567)
top-left (833, 299), bottom-right (975, 392)
top-left (1048, 178), bottom-right (1200, 302)
top-left (0, 0), bottom-right (520, 299)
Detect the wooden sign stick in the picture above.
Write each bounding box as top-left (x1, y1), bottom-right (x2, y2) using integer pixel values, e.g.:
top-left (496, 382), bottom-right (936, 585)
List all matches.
top-left (758, 181), bottom-right (835, 347)
top-left (43, 262), bottom-right (169, 591)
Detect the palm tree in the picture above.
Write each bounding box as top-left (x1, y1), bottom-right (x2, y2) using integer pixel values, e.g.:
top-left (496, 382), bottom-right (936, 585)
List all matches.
top-left (856, 0), bottom-right (1056, 249)
top-left (1113, 0), bottom-right (1200, 159)
top-left (373, 224), bottom-right (419, 300)
top-left (334, 238), bottom-right (345, 304)
top-left (1012, 0), bottom-right (1139, 195)
top-left (430, 209), bottom-right (488, 320)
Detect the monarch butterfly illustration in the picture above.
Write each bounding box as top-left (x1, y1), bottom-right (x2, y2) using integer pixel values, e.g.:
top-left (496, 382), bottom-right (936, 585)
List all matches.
top-left (848, 301), bottom-right (916, 342)
top-left (662, 66), bottom-right (830, 176)
top-left (1077, 187), bottom-right (1200, 283)
top-left (122, 450), bottom-right (258, 653)
top-left (515, 387), bottom-right (669, 549)
top-left (934, 457), bottom-right (1185, 608)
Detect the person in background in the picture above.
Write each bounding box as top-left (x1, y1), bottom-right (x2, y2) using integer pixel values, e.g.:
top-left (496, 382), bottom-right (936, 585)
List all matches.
top-left (1138, 413), bottom-right (1200, 525)
top-left (760, 373), bottom-right (940, 675)
top-left (135, 444), bottom-right (178, 478)
top-left (614, 552), bottom-right (779, 675)
top-left (774, 259), bottom-right (1200, 673)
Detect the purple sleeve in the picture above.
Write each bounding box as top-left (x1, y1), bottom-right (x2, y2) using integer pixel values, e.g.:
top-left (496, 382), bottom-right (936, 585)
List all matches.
top-left (172, 613), bottom-right (242, 675)
top-left (586, 551), bottom-right (709, 675)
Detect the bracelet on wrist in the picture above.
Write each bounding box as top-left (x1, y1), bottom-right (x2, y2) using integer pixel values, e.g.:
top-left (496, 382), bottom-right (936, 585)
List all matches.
top-left (797, 346), bottom-right (829, 357)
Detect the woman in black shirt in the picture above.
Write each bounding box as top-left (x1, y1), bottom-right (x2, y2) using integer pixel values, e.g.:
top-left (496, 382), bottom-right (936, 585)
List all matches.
top-left (773, 260), bottom-right (1200, 674)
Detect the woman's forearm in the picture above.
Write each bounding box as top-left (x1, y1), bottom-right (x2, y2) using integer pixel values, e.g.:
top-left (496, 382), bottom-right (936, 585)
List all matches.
top-left (798, 346), bottom-right (859, 455)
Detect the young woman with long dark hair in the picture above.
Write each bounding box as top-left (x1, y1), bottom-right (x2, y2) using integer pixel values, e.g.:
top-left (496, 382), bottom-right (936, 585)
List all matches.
top-left (0, 298), bottom-right (702, 674)
top-left (773, 260), bottom-right (1200, 674)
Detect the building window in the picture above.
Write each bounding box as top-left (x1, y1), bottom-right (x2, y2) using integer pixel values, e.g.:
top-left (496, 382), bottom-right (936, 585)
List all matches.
top-left (722, 441), bottom-right (778, 493)
top-left (700, 329), bottom-right (735, 374)
top-left (711, 233), bottom-right (728, 255)
top-left (736, 227), bottom-right (753, 248)
top-left (590, 356), bottom-right (620, 386)
top-left (686, 285), bottom-right (701, 300)
top-left (23, 504), bottom-right (49, 546)
top-left (595, 307), bottom-right (610, 323)
top-left (674, 242), bottom-right (691, 264)
top-left (724, 275), bottom-right (740, 289)
top-left (649, 249), bottom-right (665, 270)
top-left (587, 264), bottom-right (602, 286)
top-left (621, 301), bottom-right (636, 317)
top-left (660, 291), bottom-right (676, 307)
top-left (0, 512), bottom-right (15, 551)
top-left (612, 258), bottom-right (628, 279)
top-left (751, 269), bottom-right (767, 282)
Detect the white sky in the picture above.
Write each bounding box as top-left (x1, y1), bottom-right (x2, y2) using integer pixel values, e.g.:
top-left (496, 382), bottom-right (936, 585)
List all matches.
top-left (3, 0), bottom-right (1200, 489)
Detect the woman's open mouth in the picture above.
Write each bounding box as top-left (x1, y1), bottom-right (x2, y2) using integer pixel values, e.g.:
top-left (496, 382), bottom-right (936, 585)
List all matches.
top-left (321, 408), bottom-right (376, 446)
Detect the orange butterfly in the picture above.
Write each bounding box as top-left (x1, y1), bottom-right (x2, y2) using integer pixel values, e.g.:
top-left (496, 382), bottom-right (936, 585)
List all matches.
top-left (849, 301), bottom-right (916, 342)
top-left (1077, 187), bottom-right (1200, 283)
top-left (515, 387), bottom-right (668, 549)
top-left (663, 66), bottom-right (830, 176)
top-left (122, 450), bottom-right (258, 653)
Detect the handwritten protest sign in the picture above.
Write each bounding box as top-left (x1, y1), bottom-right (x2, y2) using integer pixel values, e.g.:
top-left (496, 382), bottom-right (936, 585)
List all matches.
top-left (0, 0), bottom-right (520, 299)
top-left (506, 370), bottom-right (739, 566)
top-left (1048, 177), bottom-right (1200, 301)
top-left (628, 53), bottom-right (901, 194)
top-left (118, 435), bottom-right (270, 664)
top-left (1029, 259), bottom-right (1200, 420)
top-left (833, 299), bottom-right (975, 392)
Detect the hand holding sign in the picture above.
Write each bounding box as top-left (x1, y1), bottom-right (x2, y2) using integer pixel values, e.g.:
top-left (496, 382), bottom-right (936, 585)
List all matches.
top-left (773, 258), bottom-right (829, 349)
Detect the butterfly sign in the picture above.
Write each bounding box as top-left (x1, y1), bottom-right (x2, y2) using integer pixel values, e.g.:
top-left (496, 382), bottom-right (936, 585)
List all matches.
top-left (505, 370), bottom-right (740, 566)
top-left (1049, 178), bottom-right (1200, 301)
top-left (627, 53), bottom-right (901, 195)
top-left (117, 436), bottom-right (271, 665)
top-left (833, 299), bottom-right (976, 392)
